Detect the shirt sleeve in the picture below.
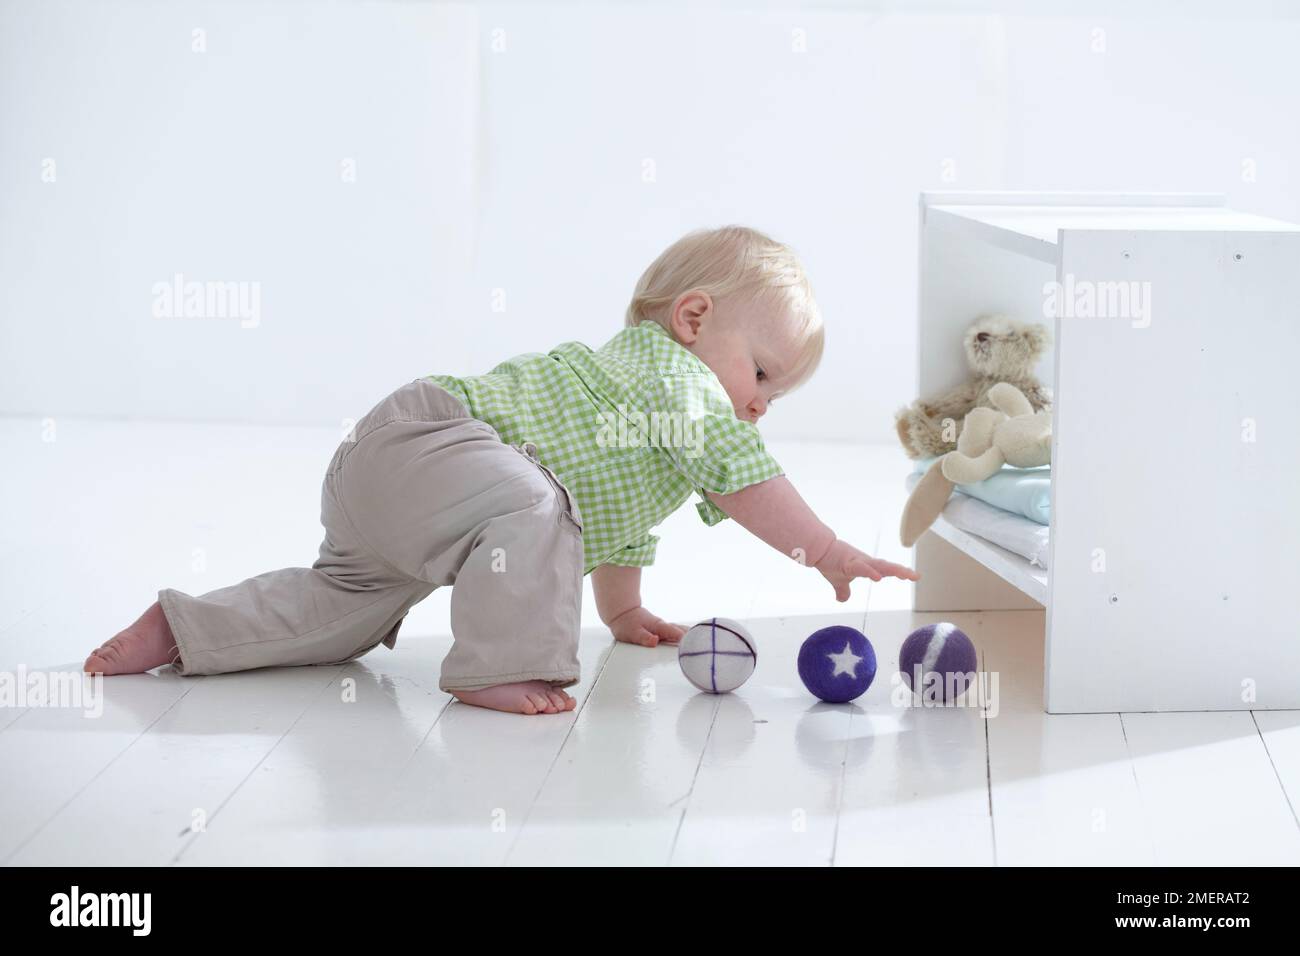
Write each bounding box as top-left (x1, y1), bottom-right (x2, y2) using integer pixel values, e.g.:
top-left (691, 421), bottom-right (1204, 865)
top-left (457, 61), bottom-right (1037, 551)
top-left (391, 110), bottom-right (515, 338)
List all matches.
top-left (695, 494), bottom-right (729, 526)
top-left (654, 373), bottom-right (784, 526)
top-left (601, 533), bottom-right (659, 567)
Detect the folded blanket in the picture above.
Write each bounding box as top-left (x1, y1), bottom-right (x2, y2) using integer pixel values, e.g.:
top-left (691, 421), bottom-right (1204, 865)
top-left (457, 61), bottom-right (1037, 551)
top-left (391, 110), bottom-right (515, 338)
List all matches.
top-left (904, 471), bottom-right (1051, 569)
top-left (911, 455), bottom-right (1050, 526)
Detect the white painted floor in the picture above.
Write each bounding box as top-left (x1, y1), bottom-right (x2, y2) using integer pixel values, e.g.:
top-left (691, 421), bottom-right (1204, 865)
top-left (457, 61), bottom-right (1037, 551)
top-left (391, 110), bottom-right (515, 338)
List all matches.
top-left (2, 415), bottom-right (1299, 866)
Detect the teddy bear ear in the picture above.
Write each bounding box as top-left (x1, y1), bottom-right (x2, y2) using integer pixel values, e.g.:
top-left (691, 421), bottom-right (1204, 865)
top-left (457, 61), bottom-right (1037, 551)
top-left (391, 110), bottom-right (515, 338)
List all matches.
top-left (969, 313), bottom-right (1007, 332)
top-left (1022, 323), bottom-right (1052, 352)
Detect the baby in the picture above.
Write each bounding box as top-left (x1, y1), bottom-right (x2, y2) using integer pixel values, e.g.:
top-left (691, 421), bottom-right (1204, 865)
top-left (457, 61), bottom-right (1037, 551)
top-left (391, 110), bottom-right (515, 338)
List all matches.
top-left (85, 226), bottom-right (918, 715)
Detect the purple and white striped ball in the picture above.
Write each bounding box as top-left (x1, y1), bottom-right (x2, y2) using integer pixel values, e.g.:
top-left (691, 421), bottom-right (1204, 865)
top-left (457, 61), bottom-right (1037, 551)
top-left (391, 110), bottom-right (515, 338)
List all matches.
top-left (899, 623), bottom-right (978, 701)
top-left (678, 617), bottom-right (757, 694)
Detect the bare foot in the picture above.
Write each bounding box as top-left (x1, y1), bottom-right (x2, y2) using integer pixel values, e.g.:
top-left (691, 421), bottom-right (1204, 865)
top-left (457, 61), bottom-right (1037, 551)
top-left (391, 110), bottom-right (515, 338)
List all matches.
top-left (451, 680), bottom-right (577, 715)
top-left (85, 601), bottom-right (181, 675)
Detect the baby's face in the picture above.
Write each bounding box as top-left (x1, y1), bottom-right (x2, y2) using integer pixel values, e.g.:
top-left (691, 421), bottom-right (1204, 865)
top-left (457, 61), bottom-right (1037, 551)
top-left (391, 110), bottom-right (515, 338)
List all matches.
top-left (668, 293), bottom-right (800, 424)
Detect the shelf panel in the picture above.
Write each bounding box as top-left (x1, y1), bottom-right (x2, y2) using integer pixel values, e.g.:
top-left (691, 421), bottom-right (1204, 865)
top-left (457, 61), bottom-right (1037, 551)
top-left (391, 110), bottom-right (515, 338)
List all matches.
top-left (926, 203), bottom-right (1300, 265)
top-left (926, 515), bottom-right (1048, 607)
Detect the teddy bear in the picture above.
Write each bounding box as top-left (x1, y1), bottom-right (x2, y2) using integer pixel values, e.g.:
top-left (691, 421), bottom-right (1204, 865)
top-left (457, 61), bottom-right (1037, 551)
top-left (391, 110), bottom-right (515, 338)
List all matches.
top-left (894, 314), bottom-right (1053, 460)
top-left (899, 382), bottom-right (1051, 547)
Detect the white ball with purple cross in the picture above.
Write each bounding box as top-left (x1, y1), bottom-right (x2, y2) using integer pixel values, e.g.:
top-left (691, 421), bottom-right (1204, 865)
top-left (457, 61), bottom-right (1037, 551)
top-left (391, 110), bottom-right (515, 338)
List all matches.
top-left (677, 617), bottom-right (757, 694)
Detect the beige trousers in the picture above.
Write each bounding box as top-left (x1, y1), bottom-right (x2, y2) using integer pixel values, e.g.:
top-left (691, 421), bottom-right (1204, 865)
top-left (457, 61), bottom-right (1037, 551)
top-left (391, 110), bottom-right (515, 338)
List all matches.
top-left (158, 378), bottom-right (585, 692)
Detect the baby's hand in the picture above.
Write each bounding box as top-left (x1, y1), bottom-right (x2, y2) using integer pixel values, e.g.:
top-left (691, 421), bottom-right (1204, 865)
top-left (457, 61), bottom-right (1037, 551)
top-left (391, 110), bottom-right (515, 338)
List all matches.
top-left (608, 606), bottom-right (686, 648)
top-left (814, 539), bottom-right (920, 602)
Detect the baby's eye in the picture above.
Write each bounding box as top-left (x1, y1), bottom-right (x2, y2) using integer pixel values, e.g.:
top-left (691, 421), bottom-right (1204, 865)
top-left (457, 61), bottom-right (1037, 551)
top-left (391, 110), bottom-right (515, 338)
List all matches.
top-left (756, 366), bottom-right (767, 382)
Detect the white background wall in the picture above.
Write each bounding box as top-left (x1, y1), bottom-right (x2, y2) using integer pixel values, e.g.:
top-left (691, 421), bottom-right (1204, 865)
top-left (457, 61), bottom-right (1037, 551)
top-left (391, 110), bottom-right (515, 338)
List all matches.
top-left (3, 0), bottom-right (1298, 442)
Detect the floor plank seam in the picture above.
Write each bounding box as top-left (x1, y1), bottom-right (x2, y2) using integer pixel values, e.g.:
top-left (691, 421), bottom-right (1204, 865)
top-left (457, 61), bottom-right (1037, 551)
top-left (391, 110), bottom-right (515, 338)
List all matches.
top-left (502, 637), bottom-right (615, 865)
top-left (981, 644), bottom-right (998, 867)
top-left (0, 707), bottom-right (31, 735)
top-left (168, 669), bottom-right (342, 866)
top-left (666, 693), bottom-right (723, 866)
top-left (2, 673), bottom-right (202, 866)
top-left (373, 683), bottom-right (457, 817)
top-left (1251, 710), bottom-right (1300, 834)
top-left (829, 708), bottom-right (854, 868)
top-left (1116, 712), bottom-right (1154, 864)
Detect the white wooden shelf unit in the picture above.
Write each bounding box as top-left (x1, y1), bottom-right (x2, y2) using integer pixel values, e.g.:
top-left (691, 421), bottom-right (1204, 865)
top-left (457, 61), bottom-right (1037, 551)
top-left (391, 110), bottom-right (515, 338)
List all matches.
top-left (912, 191), bottom-right (1300, 714)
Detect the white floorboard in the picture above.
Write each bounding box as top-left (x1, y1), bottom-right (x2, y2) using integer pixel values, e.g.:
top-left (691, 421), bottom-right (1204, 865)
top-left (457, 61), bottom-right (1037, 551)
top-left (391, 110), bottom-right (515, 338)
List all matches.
top-left (181, 634), bottom-right (611, 866)
top-left (669, 613), bottom-right (863, 867)
top-left (1252, 709), bottom-right (1300, 833)
top-left (983, 611), bottom-right (1157, 866)
top-left (506, 631), bottom-right (713, 867)
top-left (0, 670), bottom-right (194, 862)
top-left (2, 415), bottom-right (1298, 865)
top-left (1121, 711), bottom-right (1300, 865)
top-left (10, 665), bottom-right (338, 866)
top-left (833, 609), bottom-right (994, 866)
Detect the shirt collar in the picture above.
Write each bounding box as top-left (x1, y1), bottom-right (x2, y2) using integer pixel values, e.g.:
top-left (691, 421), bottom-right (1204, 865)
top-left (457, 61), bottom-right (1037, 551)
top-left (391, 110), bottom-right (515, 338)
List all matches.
top-left (636, 320), bottom-right (713, 375)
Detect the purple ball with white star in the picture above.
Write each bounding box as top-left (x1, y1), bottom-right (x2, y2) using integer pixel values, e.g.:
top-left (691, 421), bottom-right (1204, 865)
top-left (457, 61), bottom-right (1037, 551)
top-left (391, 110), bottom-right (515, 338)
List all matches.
top-left (899, 623), bottom-right (978, 701)
top-left (797, 625), bottom-right (876, 703)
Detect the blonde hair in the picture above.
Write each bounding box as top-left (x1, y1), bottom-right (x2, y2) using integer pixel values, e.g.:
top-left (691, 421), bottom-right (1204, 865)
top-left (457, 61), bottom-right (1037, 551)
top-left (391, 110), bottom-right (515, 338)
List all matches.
top-left (625, 225), bottom-right (825, 392)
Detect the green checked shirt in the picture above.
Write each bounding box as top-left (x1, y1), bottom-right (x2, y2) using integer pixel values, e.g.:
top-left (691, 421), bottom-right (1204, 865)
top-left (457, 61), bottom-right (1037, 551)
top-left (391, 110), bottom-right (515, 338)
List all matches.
top-left (426, 321), bottom-right (784, 574)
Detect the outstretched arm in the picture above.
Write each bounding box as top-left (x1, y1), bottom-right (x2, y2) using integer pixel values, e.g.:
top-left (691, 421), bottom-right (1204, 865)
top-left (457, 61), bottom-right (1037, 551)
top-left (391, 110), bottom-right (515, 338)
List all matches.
top-left (706, 476), bottom-right (920, 602)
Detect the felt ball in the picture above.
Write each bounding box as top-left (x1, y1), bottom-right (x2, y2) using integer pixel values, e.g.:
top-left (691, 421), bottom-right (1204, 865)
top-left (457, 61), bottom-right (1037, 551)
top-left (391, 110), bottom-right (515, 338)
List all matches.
top-left (797, 626), bottom-right (877, 703)
top-left (678, 617), bottom-right (757, 694)
top-left (899, 622), bottom-right (978, 702)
